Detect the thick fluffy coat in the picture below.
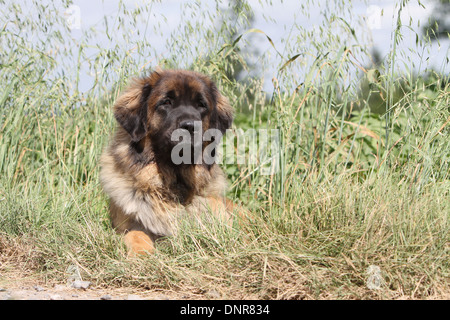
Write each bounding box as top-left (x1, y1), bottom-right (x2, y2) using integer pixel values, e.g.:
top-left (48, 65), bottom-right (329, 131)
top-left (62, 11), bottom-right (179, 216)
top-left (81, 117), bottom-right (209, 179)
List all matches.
top-left (100, 69), bottom-right (234, 254)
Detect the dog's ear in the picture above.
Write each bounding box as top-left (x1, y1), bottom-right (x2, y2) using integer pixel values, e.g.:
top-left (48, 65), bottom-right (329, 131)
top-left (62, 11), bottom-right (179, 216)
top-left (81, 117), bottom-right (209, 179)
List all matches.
top-left (210, 85), bottom-right (233, 134)
top-left (113, 78), bottom-right (153, 142)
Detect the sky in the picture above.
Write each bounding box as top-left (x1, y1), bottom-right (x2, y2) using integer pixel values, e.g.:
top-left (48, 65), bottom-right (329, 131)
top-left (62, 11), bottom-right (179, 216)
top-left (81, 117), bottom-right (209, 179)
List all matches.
top-left (59, 0), bottom-right (449, 92)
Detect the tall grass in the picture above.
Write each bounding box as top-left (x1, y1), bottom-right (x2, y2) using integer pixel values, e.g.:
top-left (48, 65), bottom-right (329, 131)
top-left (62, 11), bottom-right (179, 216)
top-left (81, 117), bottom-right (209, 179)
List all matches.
top-left (0, 0), bottom-right (448, 299)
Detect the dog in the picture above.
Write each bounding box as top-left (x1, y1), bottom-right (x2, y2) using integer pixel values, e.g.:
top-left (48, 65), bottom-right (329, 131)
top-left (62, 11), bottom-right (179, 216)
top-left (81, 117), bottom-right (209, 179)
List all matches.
top-left (100, 69), bottom-right (234, 255)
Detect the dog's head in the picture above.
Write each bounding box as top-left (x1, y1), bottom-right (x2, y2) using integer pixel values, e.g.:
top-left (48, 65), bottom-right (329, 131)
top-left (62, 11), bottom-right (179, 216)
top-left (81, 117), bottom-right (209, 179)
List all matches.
top-left (113, 69), bottom-right (233, 164)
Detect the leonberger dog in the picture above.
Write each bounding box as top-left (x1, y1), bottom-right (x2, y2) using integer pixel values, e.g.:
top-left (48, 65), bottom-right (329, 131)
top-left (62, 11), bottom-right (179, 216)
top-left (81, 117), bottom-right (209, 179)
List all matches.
top-left (100, 69), bottom-right (234, 255)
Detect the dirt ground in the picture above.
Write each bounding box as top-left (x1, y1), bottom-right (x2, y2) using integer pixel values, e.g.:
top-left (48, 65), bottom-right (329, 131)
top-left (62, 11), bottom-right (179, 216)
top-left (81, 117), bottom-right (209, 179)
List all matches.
top-left (0, 284), bottom-right (186, 300)
top-left (0, 277), bottom-right (205, 300)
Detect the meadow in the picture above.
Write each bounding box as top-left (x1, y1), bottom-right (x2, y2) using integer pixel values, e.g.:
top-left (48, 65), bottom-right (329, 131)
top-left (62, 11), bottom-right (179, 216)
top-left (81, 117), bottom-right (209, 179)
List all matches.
top-left (0, 0), bottom-right (448, 299)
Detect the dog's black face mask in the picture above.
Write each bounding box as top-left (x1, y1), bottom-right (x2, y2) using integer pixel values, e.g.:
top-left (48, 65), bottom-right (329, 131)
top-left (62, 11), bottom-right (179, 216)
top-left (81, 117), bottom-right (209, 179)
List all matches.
top-left (113, 70), bottom-right (233, 166)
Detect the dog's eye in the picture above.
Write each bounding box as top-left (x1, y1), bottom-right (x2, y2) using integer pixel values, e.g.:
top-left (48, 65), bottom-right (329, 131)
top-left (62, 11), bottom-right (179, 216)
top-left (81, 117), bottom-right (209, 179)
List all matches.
top-left (157, 99), bottom-right (172, 109)
top-left (198, 101), bottom-right (207, 109)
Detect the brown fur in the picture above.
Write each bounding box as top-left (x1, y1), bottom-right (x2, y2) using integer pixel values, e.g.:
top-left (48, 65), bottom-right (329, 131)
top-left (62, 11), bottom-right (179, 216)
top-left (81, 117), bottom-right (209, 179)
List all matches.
top-left (100, 69), bottom-right (234, 255)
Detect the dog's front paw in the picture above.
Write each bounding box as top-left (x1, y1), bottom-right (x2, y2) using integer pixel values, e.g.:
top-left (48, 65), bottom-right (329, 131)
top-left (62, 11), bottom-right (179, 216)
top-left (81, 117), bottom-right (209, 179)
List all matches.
top-left (124, 230), bottom-right (155, 256)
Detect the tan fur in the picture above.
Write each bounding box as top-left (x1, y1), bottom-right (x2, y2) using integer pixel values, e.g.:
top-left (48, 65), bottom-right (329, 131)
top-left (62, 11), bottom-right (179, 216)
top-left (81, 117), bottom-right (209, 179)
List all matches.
top-left (124, 231), bottom-right (155, 256)
top-left (100, 69), bottom-right (234, 255)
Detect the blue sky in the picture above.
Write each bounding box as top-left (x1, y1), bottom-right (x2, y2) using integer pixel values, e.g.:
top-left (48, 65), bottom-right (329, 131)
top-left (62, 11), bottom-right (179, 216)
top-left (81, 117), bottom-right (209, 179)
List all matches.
top-left (59, 0), bottom-right (449, 92)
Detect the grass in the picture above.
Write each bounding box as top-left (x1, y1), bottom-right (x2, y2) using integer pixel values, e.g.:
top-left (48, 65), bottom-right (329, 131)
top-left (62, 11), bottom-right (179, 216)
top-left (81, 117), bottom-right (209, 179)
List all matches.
top-left (0, 0), bottom-right (449, 299)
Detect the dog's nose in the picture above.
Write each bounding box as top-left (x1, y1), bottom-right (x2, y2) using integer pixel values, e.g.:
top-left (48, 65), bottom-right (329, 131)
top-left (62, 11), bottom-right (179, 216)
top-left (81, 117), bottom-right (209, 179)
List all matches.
top-left (179, 120), bottom-right (195, 133)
